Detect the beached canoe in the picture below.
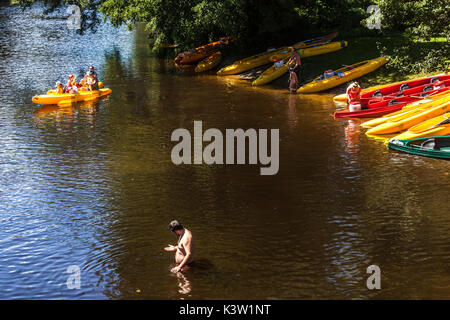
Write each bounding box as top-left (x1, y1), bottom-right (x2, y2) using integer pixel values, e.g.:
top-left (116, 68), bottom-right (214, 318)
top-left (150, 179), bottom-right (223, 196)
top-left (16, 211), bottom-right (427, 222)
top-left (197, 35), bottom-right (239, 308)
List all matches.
top-left (32, 88), bottom-right (112, 105)
top-left (217, 32), bottom-right (338, 76)
top-left (195, 51), bottom-right (222, 73)
top-left (366, 99), bottom-right (450, 135)
top-left (174, 37), bottom-right (233, 65)
top-left (388, 136), bottom-right (450, 159)
top-left (297, 57), bottom-right (387, 94)
top-left (252, 41), bottom-right (348, 86)
top-left (390, 112), bottom-right (450, 141)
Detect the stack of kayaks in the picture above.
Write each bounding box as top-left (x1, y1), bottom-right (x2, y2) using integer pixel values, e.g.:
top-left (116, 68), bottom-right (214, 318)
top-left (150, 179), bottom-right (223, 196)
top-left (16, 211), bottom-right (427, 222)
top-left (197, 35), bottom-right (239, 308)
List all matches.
top-left (217, 32), bottom-right (339, 77)
top-left (335, 80), bottom-right (450, 119)
top-left (298, 57), bottom-right (388, 94)
top-left (174, 37), bottom-right (233, 73)
top-left (333, 72), bottom-right (450, 160)
top-left (365, 97), bottom-right (450, 136)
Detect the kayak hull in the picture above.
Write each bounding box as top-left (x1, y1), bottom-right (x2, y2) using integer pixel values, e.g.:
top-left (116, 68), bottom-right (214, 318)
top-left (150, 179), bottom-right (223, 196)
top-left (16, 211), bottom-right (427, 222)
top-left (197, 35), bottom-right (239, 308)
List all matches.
top-left (217, 32), bottom-right (339, 76)
top-left (388, 136), bottom-right (450, 159)
top-left (390, 112), bottom-right (450, 141)
top-left (366, 99), bottom-right (450, 135)
top-left (174, 37), bottom-right (233, 65)
top-left (297, 57), bottom-right (388, 94)
top-left (195, 51), bottom-right (222, 72)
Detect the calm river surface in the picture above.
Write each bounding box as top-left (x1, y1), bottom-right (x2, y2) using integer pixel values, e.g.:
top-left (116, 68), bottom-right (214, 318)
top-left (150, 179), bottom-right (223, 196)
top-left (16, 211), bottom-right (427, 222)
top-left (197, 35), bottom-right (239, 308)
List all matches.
top-left (1, 4), bottom-right (450, 299)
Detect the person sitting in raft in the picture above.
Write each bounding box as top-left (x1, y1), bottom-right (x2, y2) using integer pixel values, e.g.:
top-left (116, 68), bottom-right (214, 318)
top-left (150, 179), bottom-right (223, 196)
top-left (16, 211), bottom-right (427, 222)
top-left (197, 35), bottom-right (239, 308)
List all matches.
top-left (64, 74), bottom-right (81, 93)
top-left (288, 67), bottom-right (299, 94)
top-left (55, 81), bottom-right (64, 94)
top-left (164, 220), bottom-right (194, 273)
top-left (346, 82), bottom-right (362, 112)
top-left (83, 65), bottom-right (99, 91)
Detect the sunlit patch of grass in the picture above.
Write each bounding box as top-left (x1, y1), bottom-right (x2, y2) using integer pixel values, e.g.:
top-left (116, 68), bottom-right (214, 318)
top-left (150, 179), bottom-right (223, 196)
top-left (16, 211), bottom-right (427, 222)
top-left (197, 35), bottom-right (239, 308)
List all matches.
top-left (413, 37), bottom-right (448, 43)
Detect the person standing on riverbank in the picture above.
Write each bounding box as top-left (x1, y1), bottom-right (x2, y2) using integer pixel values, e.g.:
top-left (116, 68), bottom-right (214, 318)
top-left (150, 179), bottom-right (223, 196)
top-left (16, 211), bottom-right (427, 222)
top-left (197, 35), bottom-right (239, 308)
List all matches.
top-left (288, 48), bottom-right (301, 93)
top-left (164, 220), bottom-right (194, 273)
top-left (288, 48), bottom-right (301, 74)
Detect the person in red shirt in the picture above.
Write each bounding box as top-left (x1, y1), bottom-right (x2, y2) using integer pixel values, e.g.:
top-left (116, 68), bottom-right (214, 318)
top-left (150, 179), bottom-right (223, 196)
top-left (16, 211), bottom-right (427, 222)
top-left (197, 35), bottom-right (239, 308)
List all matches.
top-left (346, 82), bottom-right (362, 111)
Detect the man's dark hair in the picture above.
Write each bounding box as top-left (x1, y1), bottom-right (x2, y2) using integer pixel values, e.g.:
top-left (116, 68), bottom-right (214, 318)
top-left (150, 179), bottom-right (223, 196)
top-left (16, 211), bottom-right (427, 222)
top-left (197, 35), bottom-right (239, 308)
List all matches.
top-left (168, 220), bottom-right (184, 232)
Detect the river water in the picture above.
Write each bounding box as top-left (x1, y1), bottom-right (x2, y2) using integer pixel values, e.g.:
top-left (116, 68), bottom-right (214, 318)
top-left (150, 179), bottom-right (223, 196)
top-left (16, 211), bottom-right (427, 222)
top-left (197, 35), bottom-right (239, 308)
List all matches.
top-left (1, 4), bottom-right (450, 300)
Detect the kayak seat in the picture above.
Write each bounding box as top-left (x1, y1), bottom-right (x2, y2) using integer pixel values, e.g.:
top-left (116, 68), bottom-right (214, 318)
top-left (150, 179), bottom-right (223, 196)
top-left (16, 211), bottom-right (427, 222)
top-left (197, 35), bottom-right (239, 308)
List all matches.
top-left (399, 83), bottom-right (410, 91)
top-left (388, 99), bottom-right (399, 106)
top-left (420, 92), bottom-right (429, 97)
top-left (396, 92), bottom-right (404, 97)
top-left (372, 90), bottom-right (382, 97)
top-left (420, 139), bottom-right (439, 150)
top-left (423, 85), bottom-right (433, 92)
top-left (430, 78), bottom-right (440, 84)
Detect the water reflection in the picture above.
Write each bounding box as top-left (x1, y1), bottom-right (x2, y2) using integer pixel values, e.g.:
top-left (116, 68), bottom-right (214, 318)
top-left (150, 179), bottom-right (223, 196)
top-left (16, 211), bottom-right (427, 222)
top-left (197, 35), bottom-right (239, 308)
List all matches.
top-left (1, 3), bottom-right (450, 300)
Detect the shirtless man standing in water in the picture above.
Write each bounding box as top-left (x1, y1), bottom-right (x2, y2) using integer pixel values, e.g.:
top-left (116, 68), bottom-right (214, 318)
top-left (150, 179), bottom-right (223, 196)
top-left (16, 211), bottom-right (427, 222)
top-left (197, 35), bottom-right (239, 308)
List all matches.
top-left (164, 220), bottom-right (194, 273)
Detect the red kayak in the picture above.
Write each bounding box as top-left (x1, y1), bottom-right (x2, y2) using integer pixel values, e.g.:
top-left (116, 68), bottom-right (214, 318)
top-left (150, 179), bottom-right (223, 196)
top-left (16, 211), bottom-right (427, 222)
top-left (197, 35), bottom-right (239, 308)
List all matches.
top-left (364, 80), bottom-right (450, 107)
top-left (359, 74), bottom-right (450, 106)
top-left (335, 86), bottom-right (450, 119)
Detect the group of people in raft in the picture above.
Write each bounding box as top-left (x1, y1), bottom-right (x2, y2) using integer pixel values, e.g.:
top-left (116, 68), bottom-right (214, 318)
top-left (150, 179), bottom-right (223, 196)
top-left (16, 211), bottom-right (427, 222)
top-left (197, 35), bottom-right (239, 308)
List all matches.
top-left (286, 47), bottom-right (362, 108)
top-left (54, 65), bottom-right (99, 94)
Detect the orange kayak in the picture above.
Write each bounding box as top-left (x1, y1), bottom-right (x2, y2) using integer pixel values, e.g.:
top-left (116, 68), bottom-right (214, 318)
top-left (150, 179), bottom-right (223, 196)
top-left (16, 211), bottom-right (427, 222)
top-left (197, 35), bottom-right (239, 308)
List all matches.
top-left (174, 37), bottom-right (234, 65)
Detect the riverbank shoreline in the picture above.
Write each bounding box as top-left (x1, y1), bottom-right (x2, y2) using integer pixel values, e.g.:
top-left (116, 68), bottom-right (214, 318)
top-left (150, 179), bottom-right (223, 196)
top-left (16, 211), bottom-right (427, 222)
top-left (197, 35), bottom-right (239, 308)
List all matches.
top-left (207, 34), bottom-right (449, 94)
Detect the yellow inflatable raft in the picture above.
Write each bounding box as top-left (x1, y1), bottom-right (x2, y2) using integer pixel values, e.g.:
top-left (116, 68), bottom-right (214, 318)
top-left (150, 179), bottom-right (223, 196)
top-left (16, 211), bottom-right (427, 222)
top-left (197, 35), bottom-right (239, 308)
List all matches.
top-left (32, 88), bottom-right (112, 105)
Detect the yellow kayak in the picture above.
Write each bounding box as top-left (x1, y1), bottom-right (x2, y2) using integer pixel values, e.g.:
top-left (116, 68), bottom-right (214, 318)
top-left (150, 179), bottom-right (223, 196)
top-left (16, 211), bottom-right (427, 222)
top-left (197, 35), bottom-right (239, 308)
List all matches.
top-left (195, 51), bottom-right (222, 73)
top-left (252, 57), bottom-right (293, 86)
top-left (297, 57), bottom-right (387, 94)
top-left (32, 88), bottom-right (112, 105)
top-left (390, 112), bottom-right (450, 141)
top-left (252, 41), bottom-right (348, 86)
top-left (217, 46), bottom-right (291, 76)
top-left (217, 33), bottom-right (339, 76)
top-left (361, 91), bottom-right (450, 128)
top-left (269, 41), bottom-right (347, 62)
top-left (366, 99), bottom-right (450, 135)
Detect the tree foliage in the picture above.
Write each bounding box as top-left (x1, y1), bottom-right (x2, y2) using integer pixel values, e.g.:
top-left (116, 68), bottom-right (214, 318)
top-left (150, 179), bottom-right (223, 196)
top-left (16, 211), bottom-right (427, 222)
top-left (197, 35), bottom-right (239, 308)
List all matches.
top-left (13, 0), bottom-right (450, 72)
